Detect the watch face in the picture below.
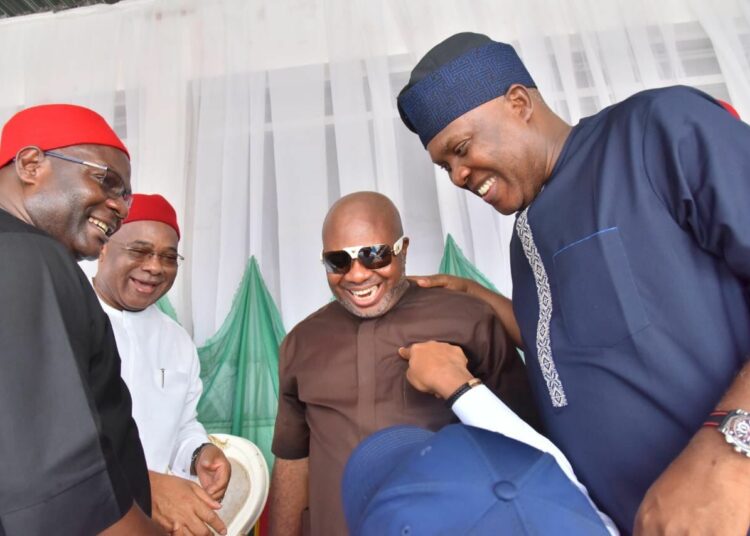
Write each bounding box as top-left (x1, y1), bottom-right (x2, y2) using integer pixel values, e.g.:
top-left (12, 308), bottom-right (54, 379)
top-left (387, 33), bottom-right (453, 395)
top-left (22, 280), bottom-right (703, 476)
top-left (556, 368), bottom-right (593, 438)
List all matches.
top-left (722, 413), bottom-right (750, 453)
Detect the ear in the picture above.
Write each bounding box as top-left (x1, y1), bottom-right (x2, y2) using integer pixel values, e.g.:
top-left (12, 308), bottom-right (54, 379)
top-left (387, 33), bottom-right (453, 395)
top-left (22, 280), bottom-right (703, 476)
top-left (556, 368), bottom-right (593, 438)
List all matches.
top-left (14, 146), bottom-right (47, 186)
top-left (400, 237), bottom-right (410, 262)
top-left (504, 84), bottom-right (534, 122)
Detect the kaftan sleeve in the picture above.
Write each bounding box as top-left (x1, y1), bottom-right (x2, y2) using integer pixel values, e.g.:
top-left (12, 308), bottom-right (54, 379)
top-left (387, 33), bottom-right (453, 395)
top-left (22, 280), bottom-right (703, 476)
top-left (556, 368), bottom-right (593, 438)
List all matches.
top-left (271, 332), bottom-right (310, 460)
top-left (452, 386), bottom-right (619, 535)
top-left (642, 86), bottom-right (750, 282)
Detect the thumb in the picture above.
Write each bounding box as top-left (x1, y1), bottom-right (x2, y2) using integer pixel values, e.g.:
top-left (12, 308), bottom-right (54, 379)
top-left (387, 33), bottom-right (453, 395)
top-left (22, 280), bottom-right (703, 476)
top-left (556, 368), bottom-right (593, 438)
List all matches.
top-left (398, 346), bottom-right (410, 359)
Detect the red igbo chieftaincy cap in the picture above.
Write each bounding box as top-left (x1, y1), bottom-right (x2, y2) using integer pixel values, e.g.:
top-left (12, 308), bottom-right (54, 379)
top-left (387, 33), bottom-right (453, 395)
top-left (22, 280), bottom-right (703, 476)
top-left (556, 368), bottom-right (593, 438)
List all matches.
top-left (123, 193), bottom-right (181, 240)
top-left (718, 99), bottom-right (741, 120)
top-left (0, 103), bottom-right (129, 169)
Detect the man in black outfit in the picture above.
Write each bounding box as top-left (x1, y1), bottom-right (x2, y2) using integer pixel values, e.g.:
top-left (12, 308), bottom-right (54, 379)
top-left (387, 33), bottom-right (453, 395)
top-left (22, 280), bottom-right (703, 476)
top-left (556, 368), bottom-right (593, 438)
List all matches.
top-left (0, 104), bottom-right (162, 535)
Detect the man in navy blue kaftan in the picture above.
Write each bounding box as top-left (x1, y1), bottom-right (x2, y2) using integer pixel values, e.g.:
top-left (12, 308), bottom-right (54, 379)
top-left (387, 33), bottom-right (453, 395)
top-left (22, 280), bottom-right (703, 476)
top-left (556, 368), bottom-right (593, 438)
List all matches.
top-left (396, 32), bottom-right (750, 535)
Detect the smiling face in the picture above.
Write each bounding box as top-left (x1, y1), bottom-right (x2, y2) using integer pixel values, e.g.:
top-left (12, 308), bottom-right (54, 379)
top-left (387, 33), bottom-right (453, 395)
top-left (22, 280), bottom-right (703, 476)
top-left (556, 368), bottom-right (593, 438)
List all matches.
top-left (23, 144), bottom-right (131, 260)
top-left (426, 90), bottom-right (547, 215)
top-left (94, 219), bottom-right (179, 312)
top-left (323, 193), bottom-right (410, 318)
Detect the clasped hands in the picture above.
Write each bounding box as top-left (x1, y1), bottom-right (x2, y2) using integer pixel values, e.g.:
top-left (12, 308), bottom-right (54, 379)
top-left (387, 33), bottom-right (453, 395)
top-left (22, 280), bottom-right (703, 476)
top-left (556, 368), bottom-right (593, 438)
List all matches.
top-left (151, 445), bottom-right (232, 536)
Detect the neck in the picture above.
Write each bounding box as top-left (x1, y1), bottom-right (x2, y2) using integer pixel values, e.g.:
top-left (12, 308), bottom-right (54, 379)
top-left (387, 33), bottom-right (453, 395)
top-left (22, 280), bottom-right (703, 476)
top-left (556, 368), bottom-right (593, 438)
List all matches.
top-left (542, 115), bottom-right (572, 182)
top-left (0, 176), bottom-right (33, 225)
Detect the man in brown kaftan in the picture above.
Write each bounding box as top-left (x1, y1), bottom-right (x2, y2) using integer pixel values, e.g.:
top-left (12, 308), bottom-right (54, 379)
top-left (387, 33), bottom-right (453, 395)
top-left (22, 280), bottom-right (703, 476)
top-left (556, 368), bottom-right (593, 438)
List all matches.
top-left (268, 192), bottom-right (537, 536)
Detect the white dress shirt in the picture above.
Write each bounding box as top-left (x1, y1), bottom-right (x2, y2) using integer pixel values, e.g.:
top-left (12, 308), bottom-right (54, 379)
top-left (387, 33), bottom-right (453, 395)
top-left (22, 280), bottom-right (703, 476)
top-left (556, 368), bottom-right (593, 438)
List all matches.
top-left (99, 299), bottom-right (208, 478)
top-left (453, 385), bottom-right (619, 535)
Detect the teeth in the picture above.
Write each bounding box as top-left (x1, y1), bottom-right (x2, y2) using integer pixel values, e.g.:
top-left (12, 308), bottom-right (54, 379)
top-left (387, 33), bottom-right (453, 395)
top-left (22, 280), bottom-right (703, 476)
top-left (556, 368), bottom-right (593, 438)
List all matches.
top-left (350, 285), bottom-right (378, 298)
top-left (88, 217), bottom-right (111, 236)
top-left (477, 177), bottom-right (496, 196)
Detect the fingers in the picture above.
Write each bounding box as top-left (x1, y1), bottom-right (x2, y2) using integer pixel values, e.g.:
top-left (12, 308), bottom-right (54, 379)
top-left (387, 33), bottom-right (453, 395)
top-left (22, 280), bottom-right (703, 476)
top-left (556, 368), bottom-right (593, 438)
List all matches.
top-left (172, 523), bottom-right (200, 536)
top-left (209, 468), bottom-right (231, 500)
top-left (398, 346), bottom-right (410, 359)
top-left (171, 526), bottom-right (195, 536)
top-left (184, 491), bottom-right (227, 536)
top-left (196, 505), bottom-right (227, 536)
top-left (407, 275), bottom-right (439, 288)
top-left (198, 465), bottom-right (230, 499)
top-left (190, 481), bottom-right (222, 510)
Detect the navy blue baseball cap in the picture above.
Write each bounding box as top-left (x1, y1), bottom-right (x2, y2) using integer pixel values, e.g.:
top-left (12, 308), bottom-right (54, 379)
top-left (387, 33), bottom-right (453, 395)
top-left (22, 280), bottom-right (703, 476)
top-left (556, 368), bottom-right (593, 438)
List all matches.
top-left (342, 424), bottom-right (609, 535)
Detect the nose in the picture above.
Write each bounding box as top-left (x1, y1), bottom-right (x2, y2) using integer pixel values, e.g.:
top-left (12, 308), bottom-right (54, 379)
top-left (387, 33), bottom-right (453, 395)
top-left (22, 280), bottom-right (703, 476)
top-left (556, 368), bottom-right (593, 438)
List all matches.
top-left (451, 164), bottom-right (471, 189)
top-left (344, 259), bottom-right (372, 283)
top-left (140, 253), bottom-right (164, 275)
top-left (105, 196), bottom-right (129, 220)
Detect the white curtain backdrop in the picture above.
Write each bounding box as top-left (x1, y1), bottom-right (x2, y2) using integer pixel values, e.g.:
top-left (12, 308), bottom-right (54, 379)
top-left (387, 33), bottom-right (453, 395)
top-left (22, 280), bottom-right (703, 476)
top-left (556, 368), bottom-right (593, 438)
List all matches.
top-left (0, 0), bottom-right (747, 343)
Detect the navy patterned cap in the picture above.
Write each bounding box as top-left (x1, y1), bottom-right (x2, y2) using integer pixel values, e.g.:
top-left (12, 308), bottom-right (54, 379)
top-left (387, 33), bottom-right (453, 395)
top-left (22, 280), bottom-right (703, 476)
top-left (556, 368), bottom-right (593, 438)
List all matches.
top-left (398, 32), bottom-right (536, 147)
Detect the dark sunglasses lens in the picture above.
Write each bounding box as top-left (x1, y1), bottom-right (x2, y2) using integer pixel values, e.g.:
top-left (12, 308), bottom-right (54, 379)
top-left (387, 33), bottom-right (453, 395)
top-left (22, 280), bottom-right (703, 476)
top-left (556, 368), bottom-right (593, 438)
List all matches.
top-left (323, 251), bottom-right (353, 274)
top-left (359, 245), bottom-right (392, 269)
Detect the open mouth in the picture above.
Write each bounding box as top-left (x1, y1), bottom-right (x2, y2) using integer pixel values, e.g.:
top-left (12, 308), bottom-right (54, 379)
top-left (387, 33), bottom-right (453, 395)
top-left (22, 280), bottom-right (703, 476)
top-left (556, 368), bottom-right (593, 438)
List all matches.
top-left (88, 216), bottom-right (115, 237)
top-left (347, 283), bottom-right (384, 307)
top-left (130, 277), bottom-right (161, 295)
top-left (476, 177), bottom-right (497, 198)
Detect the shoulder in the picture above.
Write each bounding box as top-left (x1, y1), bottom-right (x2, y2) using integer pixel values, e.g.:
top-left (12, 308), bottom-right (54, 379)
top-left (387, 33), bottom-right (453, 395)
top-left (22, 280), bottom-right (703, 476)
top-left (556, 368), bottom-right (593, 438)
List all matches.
top-left (0, 228), bottom-right (83, 294)
top-left (612, 85), bottom-right (722, 123)
top-left (146, 304), bottom-right (197, 346)
top-left (285, 301), bottom-right (343, 339)
top-left (0, 227), bottom-right (71, 267)
top-left (402, 284), bottom-right (496, 320)
top-left (280, 301), bottom-right (351, 360)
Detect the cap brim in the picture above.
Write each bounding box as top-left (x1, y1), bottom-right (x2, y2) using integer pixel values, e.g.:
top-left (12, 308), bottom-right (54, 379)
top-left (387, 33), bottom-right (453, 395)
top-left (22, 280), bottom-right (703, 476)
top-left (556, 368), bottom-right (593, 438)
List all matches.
top-left (342, 425), bottom-right (433, 532)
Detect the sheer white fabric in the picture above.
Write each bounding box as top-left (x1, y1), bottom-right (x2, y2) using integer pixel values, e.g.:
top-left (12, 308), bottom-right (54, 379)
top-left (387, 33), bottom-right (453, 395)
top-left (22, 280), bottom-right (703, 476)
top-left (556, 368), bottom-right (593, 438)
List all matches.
top-left (1, 0), bottom-right (747, 342)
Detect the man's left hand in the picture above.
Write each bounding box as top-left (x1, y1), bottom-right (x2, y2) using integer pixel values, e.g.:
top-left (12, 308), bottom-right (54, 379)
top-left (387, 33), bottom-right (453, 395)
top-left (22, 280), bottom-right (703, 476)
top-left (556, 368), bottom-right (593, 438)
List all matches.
top-left (634, 428), bottom-right (750, 535)
top-left (195, 444), bottom-right (232, 501)
top-left (398, 341), bottom-right (474, 399)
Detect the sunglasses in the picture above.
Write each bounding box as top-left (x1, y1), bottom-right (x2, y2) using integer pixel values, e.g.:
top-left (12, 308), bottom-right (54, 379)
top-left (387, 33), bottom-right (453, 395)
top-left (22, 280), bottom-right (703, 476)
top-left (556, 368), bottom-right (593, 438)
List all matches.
top-left (321, 235), bottom-right (406, 274)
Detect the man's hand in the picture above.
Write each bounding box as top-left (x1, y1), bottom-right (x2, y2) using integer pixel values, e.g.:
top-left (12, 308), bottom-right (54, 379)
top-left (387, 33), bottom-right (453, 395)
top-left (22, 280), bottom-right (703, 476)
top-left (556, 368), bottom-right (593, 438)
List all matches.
top-left (398, 341), bottom-right (474, 399)
top-left (409, 274), bottom-right (522, 347)
top-left (409, 274), bottom-right (474, 294)
top-left (194, 444), bottom-right (232, 501)
top-left (149, 471), bottom-right (226, 536)
top-left (634, 428), bottom-right (750, 535)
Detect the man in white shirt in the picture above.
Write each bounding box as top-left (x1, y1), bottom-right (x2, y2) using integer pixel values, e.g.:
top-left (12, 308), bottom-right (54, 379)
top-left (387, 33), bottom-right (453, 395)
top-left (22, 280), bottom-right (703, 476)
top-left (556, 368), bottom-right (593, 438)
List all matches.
top-left (93, 193), bottom-right (231, 536)
top-left (398, 340), bottom-right (618, 534)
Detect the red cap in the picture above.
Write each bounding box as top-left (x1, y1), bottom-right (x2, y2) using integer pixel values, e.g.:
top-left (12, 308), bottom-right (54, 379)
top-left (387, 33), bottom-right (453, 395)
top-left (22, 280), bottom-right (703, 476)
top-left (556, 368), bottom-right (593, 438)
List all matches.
top-left (0, 103), bottom-right (129, 169)
top-left (718, 99), bottom-right (741, 120)
top-left (123, 193), bottom-right (180, 240)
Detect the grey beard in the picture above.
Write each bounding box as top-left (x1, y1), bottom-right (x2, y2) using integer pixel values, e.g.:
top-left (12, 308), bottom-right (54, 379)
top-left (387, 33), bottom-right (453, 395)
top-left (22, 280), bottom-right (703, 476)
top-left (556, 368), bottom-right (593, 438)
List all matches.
top-left (339, 275), bottom-right (410, 319)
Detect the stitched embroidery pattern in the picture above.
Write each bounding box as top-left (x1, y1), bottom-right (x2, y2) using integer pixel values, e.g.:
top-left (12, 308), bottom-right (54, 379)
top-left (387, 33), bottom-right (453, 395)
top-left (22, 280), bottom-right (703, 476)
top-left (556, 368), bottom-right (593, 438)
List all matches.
top-left (516, 207), bottom-right (567, 407)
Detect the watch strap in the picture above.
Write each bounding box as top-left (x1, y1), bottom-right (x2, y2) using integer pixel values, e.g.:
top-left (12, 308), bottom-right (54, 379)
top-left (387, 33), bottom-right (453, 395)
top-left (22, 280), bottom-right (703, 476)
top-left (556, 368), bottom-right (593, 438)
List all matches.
top-left (702, 411), bottom-right (729, 427)
top-left (445, 378), bottom-right (482, 408)
top-left (190, 442), bottom-right (213, 475)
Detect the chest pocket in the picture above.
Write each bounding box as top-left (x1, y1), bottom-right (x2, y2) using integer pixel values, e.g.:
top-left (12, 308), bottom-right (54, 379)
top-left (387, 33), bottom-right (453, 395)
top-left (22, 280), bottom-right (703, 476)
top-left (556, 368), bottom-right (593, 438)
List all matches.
top-left (153, 369), bottom-right (190, 406)
top-left (553, 227), bottom-right (649, 348)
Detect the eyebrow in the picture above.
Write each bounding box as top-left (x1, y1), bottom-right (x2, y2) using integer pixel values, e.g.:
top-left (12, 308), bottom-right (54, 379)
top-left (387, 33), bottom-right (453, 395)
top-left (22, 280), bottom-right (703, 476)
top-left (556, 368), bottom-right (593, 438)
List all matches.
top-left (127, 240), bottom-right (177, 252)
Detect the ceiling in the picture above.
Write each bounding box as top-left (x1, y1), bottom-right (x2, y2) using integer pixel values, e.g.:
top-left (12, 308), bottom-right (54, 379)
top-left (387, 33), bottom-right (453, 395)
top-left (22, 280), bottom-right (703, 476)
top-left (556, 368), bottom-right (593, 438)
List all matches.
top-left (0, 0), bottom-right (119, 18)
